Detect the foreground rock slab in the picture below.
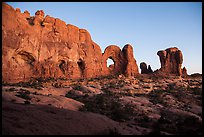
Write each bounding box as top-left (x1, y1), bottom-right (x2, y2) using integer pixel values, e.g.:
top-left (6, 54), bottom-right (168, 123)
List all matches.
top-left (2, 101), bottom-right (146, 135)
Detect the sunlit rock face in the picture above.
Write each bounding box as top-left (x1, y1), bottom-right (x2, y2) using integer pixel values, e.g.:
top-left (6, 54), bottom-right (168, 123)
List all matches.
top-left (2, 3), bottom-right (139, 83)
top-left (157, 47), bottom-right (184, 76)
top-left (122, 44), bottom-right (139, 77)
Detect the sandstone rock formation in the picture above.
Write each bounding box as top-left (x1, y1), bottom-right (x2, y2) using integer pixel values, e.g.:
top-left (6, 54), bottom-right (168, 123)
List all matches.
top-left (157, 47), bottom-right (183, 76)
top-left (147, 65), bottom-right (153, 73)
top-left (2, 3), bottom-right (139, 83)
top-left (182, 67), bottom-right (188, 77)
top-left (140, 62), bottom-right (153, 74)
top-left (102, 44), bottom-right (139, 77)
top-left (140, 62), bottom-right (148, 74)
top-left (102, 45), bottom-right (125, 76)
top-left (122, 44), bottom-right (139, 77)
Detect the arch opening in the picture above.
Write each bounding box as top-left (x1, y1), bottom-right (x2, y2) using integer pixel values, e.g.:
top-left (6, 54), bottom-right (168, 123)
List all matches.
top-left (106, 57), bottom-right (115, 68)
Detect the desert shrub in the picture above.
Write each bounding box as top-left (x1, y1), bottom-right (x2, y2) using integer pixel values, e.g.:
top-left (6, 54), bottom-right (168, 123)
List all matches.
top-left (110, 101), bottom-right (135, 121)
top-left (69, 82), bottom-right (80, 87)
top-left (12, 79), bottom-right (43, 90)
top-left (79, 94), bottom-right (107, 113)
top-left (87, 78), bottom-right (94, 82)
top-left (24, 100), bottom-right (31, 104)
top-left (65, 90), bottom-right (81, 100)
top-left (122, 91), bottom-right (134, 96)
top-left (79, 93), bottom-right (135, 122)
top-left (3, 78), bottom-right (44, 90)
top-left (102, 88), bottom-right (116, 96)
top-left (65, 91), bottom-right (74, 98)
top-left (59, 77), bottom-right (68, 81)
top-left (73, 85), bottom-right (83, 91)
top-left (5, 88), bottom-right (16, 92)
top-left (9, 88), bottom-right (16, 91)
top-left (147, 90), bottom-right (165, 105)
top-left (15, 89), bottom-right (32, 100)
top-left (168, 83), bottom-right (176, 90)
top-left (106, 81), bottom-right (118, 89)
top-left (189, 87), bottom-right (202, 95)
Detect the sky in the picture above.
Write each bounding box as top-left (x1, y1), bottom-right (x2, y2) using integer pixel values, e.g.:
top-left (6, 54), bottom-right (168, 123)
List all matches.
top-left (6, 2), bottom-right (202, 74)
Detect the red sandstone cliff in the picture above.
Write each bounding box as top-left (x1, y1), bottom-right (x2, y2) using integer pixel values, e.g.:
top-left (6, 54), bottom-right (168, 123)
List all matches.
top-left (2, 3), bottom-right (139, 83)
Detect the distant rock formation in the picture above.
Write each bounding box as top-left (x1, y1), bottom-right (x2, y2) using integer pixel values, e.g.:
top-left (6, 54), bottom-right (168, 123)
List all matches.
top-left (148, 65), bottom-right (153, 73)
top-left (157, 47), bottom-right (183, 76)
top-left (140, 62), bottom-right (153, 74)
top-left (182, 67), bottom-right (188, 77)
top-left (2, 3), bottom-right (139, 83)
top-left (190, 73), bottom-right (202, 78)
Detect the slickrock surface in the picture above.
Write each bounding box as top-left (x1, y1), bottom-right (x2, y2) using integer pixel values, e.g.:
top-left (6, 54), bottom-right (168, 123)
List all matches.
top-left (3, 102), bottom-right (141, 135)
top-left (2, 74), bottom-right (202, 135)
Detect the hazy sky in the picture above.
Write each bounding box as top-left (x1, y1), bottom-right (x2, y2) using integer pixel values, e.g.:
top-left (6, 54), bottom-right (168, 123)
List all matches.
top-left (6, 2), bottom-right (202, 74)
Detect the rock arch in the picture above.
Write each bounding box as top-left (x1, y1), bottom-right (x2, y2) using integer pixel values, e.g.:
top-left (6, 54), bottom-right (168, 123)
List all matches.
top-left (102, 45), bottom-right (125, 75)
top-left (2, 3), bottom-right (141, 83)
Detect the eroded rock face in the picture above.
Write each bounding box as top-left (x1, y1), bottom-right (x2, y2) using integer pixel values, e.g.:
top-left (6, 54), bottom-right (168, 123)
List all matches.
top-left (122, 44), bottom-right (139, 77)
top-left (157, 47), bottom-right (183, 76)
top-left (2, 3), bottom-right (139, 83)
